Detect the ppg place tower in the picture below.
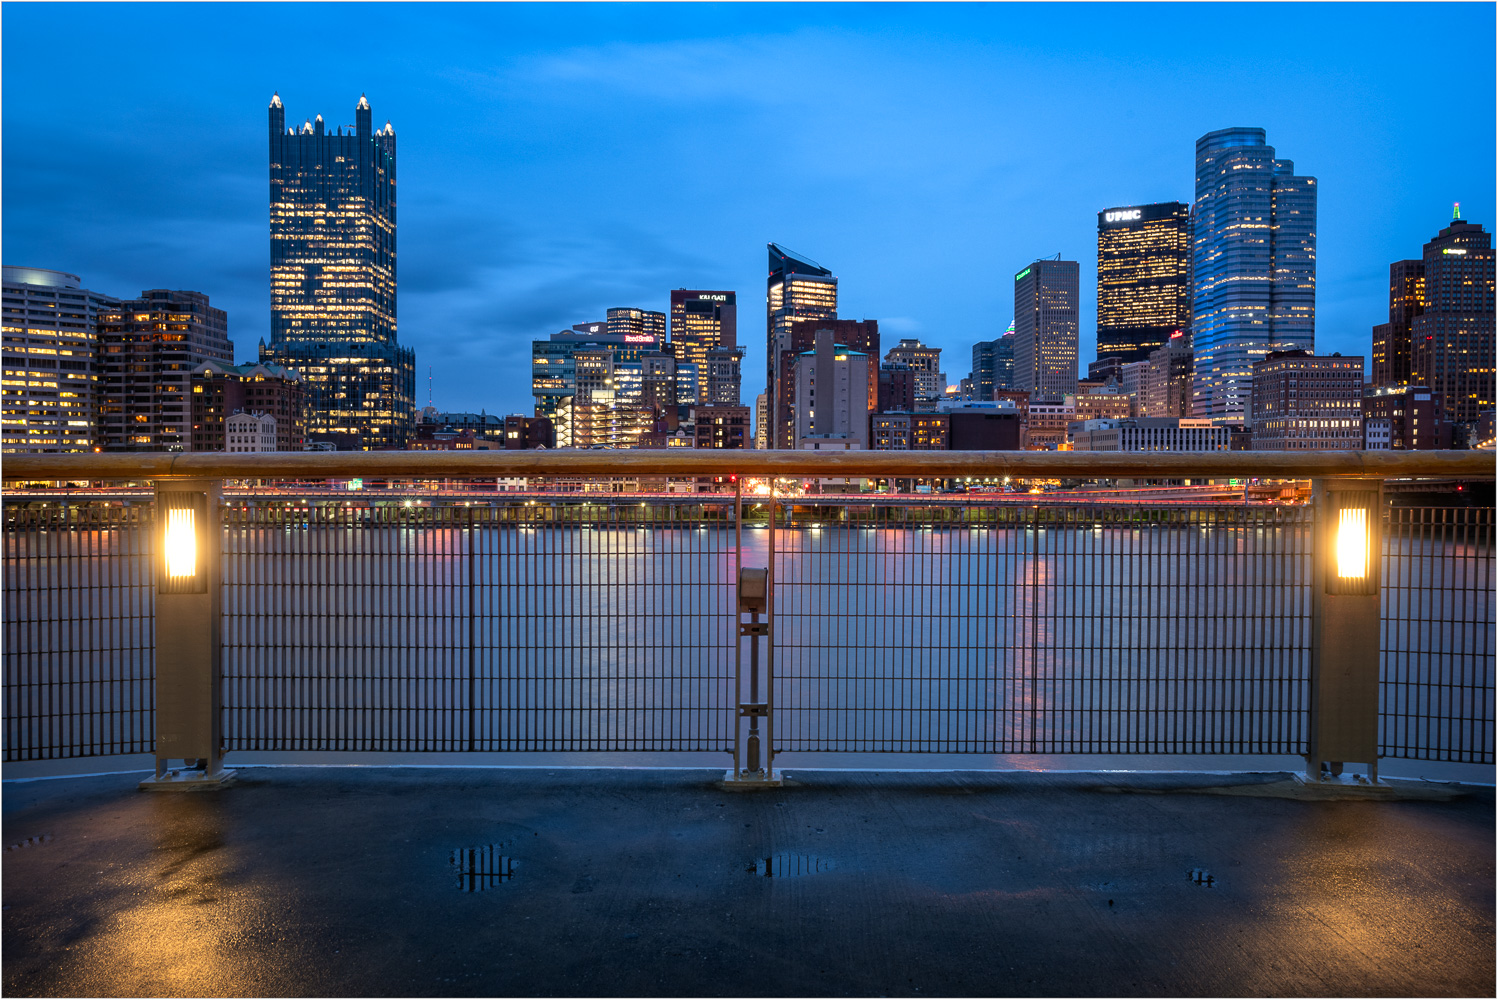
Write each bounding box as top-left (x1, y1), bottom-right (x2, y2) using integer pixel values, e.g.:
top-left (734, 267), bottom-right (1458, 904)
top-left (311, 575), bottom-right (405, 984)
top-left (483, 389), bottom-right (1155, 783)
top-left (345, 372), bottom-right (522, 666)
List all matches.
top-left (263, 92), bottom-right (415, 449)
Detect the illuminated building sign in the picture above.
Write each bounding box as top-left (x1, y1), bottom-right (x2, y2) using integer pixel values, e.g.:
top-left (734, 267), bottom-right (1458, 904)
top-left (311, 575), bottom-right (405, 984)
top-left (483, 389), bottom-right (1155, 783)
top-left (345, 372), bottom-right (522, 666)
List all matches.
top-left (1442, 248), bottom-right (1468, 255)
top-left (693, 294), bottom-right (729, 302)
top-left (623, 334), bottom-right (656, 344)
top-left (1170, 329), bottom-right (1184, 339)
top-left (1104, 209), bottom-right (1144, 223)
top-left (1015, 268), bottom-right (1031, 282)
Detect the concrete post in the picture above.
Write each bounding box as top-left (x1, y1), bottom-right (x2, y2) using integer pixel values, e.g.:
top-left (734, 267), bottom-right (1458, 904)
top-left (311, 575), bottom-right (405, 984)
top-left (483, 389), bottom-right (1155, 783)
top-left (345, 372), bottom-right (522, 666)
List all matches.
top-left (140, 478), bottom-right (235, 790)
top-left (1307, 478), bottom-right (1383, 783)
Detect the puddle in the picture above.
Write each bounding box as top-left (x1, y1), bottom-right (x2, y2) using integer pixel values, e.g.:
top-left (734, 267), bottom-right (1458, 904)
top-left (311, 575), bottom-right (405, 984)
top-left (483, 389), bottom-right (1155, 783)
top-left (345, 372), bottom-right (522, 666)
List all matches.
top-left (452, 845), bottom-right (516, 891)
top-left (1187, 868), bottom-right (1215, 887)
top-left (746, 854), bottom-right (835, 877)
top-left (7, 835), bottom-right (52, 851)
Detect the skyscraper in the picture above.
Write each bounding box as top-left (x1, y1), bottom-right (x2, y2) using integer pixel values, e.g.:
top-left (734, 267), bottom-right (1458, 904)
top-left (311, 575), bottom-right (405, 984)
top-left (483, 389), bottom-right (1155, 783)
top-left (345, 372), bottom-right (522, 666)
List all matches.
top-left (1192, 127), bottom-right (1316, 421)
top-left (1013, 257), bottom-right (1079, 396)
top-left (1096, 202), bottom-right (1191, 364)
top-left (884, 338), bottom-right (945, 411)
top-left (607, 306), bottom-right (667, 343)
top-left (1410, 214), bottom-right (1495, 431)
top-left (1, 267), bottom-right (118, 453)
top-left (669, 290), bottom-right (736, 369)
top-left (767, 244), bottom-right (837, 448)
top-left (262, 92), bottom-right (414, 450)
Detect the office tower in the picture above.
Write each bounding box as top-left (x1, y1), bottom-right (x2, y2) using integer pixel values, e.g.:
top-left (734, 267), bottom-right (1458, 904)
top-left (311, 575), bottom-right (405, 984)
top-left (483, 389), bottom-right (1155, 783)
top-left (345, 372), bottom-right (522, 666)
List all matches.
top-left (1250, 350), bottom-right (1363, 450)
top-left (1370, 260), bottom-right (1426, 388)
top-left (993, 322), bottom-right (1015, 390)
top-left (970, 339), bottom-right (997, 400)
top-left (884, 338), bottom-right (945, 411)
top-left (669, 290), bottom-right (737, 375)
top-left (704, 346), bottom-right (744, 405)
top-left (607, 306), bottom-right (667, 343)
top-left (1, 266), bottom-right (118, 453)
top-left (778, 318), bottom-right (877, 447)
top-left (190, 360), bottom-right (306, 452)
top-left (1142, 334), bottom-right (1193, 418)
top-left (531, 326), bottom-right (665, 431)
top-left (1013, 257), bottom-right (1080, 395)
top-left (792, 328), bottom-right (870, 450)
top-left (767, 244), bottom-right (837, 448)
top-left (98, 289), bottom-right (232, 452)
top-left (753, 393), bottom-right (769, 450)
top-left (263, 92), bottom-right (414, 450)
top-left (1192, 127), bottom-right (1317, 421)
top-left (877, 364), bottom-right (917, 413)
top-left (1410, 216), bottom-right (1494, 431)
top-left (1096, 202), bottom-right (1192, 364)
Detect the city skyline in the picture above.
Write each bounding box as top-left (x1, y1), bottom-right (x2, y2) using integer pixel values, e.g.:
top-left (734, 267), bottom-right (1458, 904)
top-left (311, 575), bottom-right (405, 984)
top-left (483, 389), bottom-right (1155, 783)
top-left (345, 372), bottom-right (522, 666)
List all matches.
top-left (2, 3), bottom-right (1493, 419)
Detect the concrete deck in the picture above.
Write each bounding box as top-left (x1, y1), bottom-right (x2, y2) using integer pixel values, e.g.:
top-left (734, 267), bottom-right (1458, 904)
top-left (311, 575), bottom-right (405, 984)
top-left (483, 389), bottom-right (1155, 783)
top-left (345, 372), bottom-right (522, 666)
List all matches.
top-left (3, 767), bottom-right (1493, 997)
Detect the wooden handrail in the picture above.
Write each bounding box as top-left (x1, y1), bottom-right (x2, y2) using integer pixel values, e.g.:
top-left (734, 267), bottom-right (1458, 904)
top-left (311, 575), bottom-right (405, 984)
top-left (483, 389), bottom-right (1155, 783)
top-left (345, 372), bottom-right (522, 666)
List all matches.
top-left (1, 449), bottom-right (1492, 482)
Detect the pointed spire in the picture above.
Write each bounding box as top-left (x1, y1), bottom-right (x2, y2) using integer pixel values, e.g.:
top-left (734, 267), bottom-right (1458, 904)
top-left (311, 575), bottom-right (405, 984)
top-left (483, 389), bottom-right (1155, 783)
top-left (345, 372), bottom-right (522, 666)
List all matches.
top-left (269, 91), bottom-right (283, 108)
top-left (382, 120), bottom-right (394, 135)
top-left (1454, 201), bottom-right (1462, 221)
top-left (357, 93), bottom-right (370, 110)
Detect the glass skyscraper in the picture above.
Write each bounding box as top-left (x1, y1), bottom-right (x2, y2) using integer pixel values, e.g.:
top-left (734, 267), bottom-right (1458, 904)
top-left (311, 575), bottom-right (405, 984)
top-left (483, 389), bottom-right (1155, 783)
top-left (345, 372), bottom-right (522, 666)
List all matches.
top-left (1191, 127), bottom-right (1316, 422)
top-left (262, 93), bottom-right (414, 449)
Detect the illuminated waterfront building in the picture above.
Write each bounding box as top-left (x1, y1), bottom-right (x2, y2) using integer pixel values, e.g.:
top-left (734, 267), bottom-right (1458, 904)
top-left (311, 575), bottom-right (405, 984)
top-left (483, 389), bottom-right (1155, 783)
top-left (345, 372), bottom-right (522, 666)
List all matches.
top-left (1192, 128), bottom-right (1317, 421)
top-left (1013, 258), bottom-right (1079, 395)
top-left (767, 244), bottom-right (837, 448)
top-left (1096, 202), bottom-right (1191, 364)
top-left (1, 266), bottom-right (118, 453)
top-left (1409, 215), bottom-right (1494, 432)
top-left (1370, 259), bottom-right (1426, 388)
top-left (262, 92), bottom-right (415, 450)
top-left (98, 289), bottom-right (232, 452)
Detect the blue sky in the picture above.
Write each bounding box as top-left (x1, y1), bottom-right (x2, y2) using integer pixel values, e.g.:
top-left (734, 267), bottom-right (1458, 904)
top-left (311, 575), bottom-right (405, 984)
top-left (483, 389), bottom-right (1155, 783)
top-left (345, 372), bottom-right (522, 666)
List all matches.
top-left (4, 2), bottom-right (1493, 417)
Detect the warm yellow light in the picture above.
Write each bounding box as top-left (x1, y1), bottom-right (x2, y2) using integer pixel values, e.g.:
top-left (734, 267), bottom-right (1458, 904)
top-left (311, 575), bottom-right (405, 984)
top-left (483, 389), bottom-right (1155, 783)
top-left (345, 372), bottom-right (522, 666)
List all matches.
top-left (1336, 507), bottom-right (1368, 579)
top-left (164, 508), bottom-right (197, 578)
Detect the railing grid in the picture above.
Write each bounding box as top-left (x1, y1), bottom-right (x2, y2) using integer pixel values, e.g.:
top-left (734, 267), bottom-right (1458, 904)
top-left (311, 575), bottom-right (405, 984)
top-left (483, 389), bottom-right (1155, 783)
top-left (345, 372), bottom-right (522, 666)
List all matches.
top-left (2, 505), bottom-right (155, 759)
top-left (221, 500), bottom-right (736, 753)
top-left (771, 502), bottom-right (1313, 755)
top-left (1380, 505), bottom-right (1495, 763)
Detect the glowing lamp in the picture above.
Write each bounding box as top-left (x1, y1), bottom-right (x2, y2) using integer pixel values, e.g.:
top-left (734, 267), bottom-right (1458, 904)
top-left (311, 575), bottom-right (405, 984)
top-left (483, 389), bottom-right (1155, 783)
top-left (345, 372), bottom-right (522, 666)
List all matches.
top-left (1324, 490), bottom-right (1379, 596)
top-left (158, 493), bottom-right (208, 594)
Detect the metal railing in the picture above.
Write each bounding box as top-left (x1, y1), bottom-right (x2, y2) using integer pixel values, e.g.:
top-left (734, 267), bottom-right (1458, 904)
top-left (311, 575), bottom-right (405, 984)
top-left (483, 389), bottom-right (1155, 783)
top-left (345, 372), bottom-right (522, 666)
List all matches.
top-left (2, 450), bottom-right (1493, 772)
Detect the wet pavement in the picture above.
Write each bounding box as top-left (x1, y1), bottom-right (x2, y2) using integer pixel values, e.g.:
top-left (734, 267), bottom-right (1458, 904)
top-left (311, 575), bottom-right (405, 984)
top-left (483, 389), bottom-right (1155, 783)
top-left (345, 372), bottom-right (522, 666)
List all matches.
top-left (3, 767), bottom-right (1493, 997)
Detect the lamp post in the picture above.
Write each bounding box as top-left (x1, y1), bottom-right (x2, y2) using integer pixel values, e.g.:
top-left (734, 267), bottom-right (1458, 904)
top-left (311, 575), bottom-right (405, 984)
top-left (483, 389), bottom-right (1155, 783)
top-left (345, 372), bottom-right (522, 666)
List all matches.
top-left (1308, 478), bottom-right (1383, 783)
top-left (141, 478), bottom-right (235, 790)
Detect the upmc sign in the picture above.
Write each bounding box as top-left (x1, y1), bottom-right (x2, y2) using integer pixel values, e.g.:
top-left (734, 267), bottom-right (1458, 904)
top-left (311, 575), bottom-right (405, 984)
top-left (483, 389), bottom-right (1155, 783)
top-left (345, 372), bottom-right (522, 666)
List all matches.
top-left (1104, 208), bottom-right (1143, 224)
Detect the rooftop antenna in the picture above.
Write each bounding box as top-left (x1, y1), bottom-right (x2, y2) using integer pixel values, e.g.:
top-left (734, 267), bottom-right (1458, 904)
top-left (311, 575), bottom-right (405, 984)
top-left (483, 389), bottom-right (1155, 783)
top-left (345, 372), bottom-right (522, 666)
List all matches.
top-left (428, 366), bottom-right (433, 408)
top-left (1453, 201), bottom-right (1462, 221)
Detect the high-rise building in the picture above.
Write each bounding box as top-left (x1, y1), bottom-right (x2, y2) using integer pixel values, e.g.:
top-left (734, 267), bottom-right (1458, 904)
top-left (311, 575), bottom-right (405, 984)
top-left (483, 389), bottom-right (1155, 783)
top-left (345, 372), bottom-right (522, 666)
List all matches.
top-left (1096, 202), bottom-right (1192, 365)
top-left (1142, 334), bottom-right (1193, 418)
top-left (262, 92), bottom-right (414, 450)
top-left (703, 346), bottom-right (744, 405)
top-left (1362, 385), bottom-right (1444, 451)
top-left (1409, 216), bottom-right (1495, 432)
top-left (607, 307), bottom-right (667, 344)
top-left (793, 328), bottom-right (870, 450)
top-left (1013, 258), bottom-right (1079, 395)
top-left (1370, 259), bottom-right (1426, 388)
top-left (778, 318), bottom-right (878, 447)
top-left (767, 244), bottom-right (837, 448)
top-left (669, 290), bottom-right (736, 376)
top-left (884, 338), bottom-right (945, 411)
top-left (1, 267), bottom-right (118, 454)
top-left (1250, 350), bottom-right (1363, 450)
top-left (1192, 127), bottom-right (1317, 421)
top-left (191, 360), bottom-right (305, 452)
top-left (98, 290), bottom-right (233, 452)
